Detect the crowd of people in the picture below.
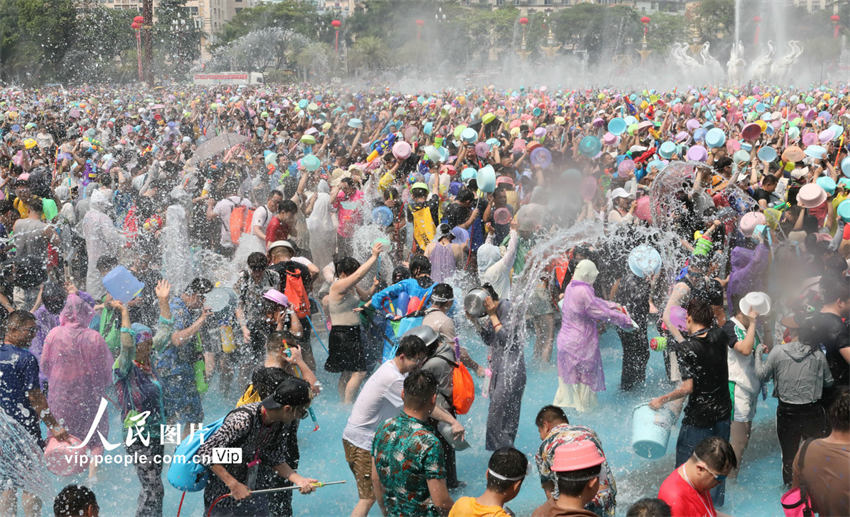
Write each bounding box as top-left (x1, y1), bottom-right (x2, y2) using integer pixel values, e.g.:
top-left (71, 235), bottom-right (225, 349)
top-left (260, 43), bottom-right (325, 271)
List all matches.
top-left (0, 81), bottom-right (848, 516)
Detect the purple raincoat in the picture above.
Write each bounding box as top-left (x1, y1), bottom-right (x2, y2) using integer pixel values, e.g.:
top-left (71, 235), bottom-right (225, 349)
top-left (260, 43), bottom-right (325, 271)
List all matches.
top-left (556, 280), bottom-right (633, 392)
top-left (727, 243), bottom-right (769, 306)
top-left (40, 295), bottom-right (114, 448)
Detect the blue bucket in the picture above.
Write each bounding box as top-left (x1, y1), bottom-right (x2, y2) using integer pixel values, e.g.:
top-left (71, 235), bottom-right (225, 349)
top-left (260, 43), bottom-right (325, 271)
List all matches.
top-left (631, 404), bottom-right (676, 459)
top-left (372, 206), bottom-right (394, 227)
top-left (102, 266), bottom-right (145, 304)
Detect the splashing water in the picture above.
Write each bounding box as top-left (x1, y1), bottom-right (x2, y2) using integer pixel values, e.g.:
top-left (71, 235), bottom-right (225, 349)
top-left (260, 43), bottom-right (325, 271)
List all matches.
top-left (0, 411), bottom-right (53, 502)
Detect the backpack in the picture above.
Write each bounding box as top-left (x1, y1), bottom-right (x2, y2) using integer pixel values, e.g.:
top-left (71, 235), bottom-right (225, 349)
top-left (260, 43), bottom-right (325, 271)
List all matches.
top-left (166, 407), bottom-right (252, 492)
top-left (12, 256), bottom-right (47, 288)
top-left (229, 203), bottom-right (255, 245)
top-left (236, 384), bottom-right (261, 407)
top-left (434, 339), bottom-right (475, 415)
top-left (280, 264), bottom-right (310, 319)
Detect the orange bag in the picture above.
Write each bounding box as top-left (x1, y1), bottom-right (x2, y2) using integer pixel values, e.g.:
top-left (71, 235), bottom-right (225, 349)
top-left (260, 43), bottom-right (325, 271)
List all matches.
top-left (451, 362), bottom-right (475, 415)
top-left (229, 205), bottom-right (254, 244)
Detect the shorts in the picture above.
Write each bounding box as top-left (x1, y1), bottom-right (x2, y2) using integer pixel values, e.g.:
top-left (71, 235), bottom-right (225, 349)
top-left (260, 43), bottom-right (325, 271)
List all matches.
top-left (343, 439), bottom-right (374, 500)
top-left (325, 325), bottom-right (366, 373)
top-left (730, 382), bottom-right (758, 422)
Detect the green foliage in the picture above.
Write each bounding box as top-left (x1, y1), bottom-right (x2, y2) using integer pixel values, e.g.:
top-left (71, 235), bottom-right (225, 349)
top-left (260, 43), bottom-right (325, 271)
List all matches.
top-left (693, 0), bottom-right (734, 47)
top-left (214, 0), bottom-right (331, 49)
top-left (62, 7), bottom-right (137, 83)
top-left (0, 0), bottom-right (77, 84)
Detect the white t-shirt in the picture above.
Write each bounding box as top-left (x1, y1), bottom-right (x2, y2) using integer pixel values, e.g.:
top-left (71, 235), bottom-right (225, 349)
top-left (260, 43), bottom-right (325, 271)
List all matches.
top-left (213, 196), bottom-right (252, 248)
top-left (342, 359), bottom-right (405, 450)
top-left (251, 205), bottom-right (272, 234)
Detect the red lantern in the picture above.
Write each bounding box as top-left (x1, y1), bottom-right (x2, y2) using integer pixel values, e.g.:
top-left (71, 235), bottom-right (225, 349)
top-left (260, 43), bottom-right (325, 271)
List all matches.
top-left (331, 19), bottom-right (341, 54)
top-left (832, 14), bottom-right (841, 39)
top-left (753, 15), bottom-right (762, 22)
top-left (415, 19), bottom-right (425, 41)
top-left (519, 17), bottom-right (529, 25)
top-left (415, 19), bottom-right (425, 26)
top-left (133, 15), bottom-right (144, 24)
top-left (131, 22), bottom-right (140, 30)
top-left (641, 16), bottom-right (651, 24)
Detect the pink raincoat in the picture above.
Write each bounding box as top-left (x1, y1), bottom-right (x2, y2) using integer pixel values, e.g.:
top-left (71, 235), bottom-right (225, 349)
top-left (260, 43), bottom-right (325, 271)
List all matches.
top-left (556, 280), bottom-right (633, 392)
top-left (40, 295), bottom-right (114, 446)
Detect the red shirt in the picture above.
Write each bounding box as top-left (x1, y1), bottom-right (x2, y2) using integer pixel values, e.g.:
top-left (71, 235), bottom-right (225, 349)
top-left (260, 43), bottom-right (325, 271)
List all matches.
top-left (658, 467), bottom-right (716, 517)
top-left (265, 216), bottom-right (291, 247)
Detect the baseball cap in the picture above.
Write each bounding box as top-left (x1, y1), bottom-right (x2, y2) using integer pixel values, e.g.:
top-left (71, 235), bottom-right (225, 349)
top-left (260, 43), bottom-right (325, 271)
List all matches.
top-left (261, 377), bottom-right (311, 410)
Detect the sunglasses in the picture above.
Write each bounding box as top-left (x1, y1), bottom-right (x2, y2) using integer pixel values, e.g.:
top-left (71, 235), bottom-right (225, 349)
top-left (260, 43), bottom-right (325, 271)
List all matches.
top-left (695, 454), bottom-right (727, 483)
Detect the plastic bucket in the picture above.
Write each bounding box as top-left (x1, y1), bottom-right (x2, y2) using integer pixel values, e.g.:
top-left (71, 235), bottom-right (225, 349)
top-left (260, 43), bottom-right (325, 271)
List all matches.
top-left (632, 404), bottom-right (676, 459)
top-left (102, 266), bottom-right (145, 304)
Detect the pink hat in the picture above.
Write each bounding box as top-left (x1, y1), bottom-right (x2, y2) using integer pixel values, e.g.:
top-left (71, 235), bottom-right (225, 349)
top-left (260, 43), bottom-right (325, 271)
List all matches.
top-left (552, 441), bottom-right (605, 472)
top-left (686, 119), bottom-right (701, 131)
top-left (739, 211), bottom-right (766, 237)
top-left (602, 132), bottom-right (617, 146)
top-left (263, 289), bottom-right (289, 307)
top-left (634, 196), bottom-right (651, 222)
top-left (797, 183), bottom-right (827, 209)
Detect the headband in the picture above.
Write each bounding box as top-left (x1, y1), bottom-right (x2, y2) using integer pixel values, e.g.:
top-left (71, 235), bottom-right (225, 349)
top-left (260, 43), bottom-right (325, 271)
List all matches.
top-left (487, 469), bottom-right (524, 482)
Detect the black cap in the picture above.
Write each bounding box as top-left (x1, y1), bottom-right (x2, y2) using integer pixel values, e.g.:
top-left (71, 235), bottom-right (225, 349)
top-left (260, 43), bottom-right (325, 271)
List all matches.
top-left (261, 376), bottom-right (311, 410)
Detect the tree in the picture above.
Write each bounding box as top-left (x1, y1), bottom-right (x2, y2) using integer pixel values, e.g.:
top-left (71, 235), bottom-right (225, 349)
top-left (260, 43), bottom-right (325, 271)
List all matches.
top-left (694, 0), bottom-right (734, 49)
top-left (0, 0), bottom-right (76, 84)
top-left (154, 0), bottom-right (203, 79)
top-left (348, 35), bottom-right (389, 73)
top-left (214, 0), bottom-right (330, 50)
top-left (207, 28), bottom-right (308, 73)
top-left (61, 7), bottom-right (136, 83)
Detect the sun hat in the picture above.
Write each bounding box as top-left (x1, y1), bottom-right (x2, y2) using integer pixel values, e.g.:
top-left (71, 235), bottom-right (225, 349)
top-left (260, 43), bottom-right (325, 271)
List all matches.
top-left (705, 128), bottom-right (726, 148)
top-left (739, 291), bottom-right (771, 316)
top-left (634, 196), bottom-right (651, 222)
top-left (836, 200), bottom-right (850, 223)
top-left (263, 288), bottom-right (290, 307)
top-left (461, 167), bottom-right (477, 182)
top-left (686, 145), bottom-right (708, 162)
top-left (608, 117), bottom-right (627, 135)
top-left (686, 119), bottom-right (701, 132)
top-left (781, 145), bottom-right (805, 163)
top-left (659, 141), bottom-right (677, 159)
top-left (602, 132), bottom-right (618, 146)
top-left (797, 183), bottom-right (827, 209)
top-left (816, 176), bottom-right (836, 195)
top-left (757, 146), bottom-right (777, 162)
top-left (742, 123), bottom-right (762, 142)
top-left (628, 245), bottom-right (661, 278)
top-left (739, 211), bottom-right (767, 237)
top-left (804, 145), bottom-right (827, 160)
top-left (392, 141), bottom-right (412, 160)
top-left (610, 187), bottom-right (631, 201)
top-left (578, 136), bottom-right (601, 157)
top-left (552, 441), bottom-right (605, 472)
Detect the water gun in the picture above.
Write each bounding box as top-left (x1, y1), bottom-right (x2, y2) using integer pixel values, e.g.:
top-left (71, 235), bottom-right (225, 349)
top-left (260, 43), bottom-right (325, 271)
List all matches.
top-left (193, 335), bottom-right (208, 394)
top-left (692, 231), bottom-right (712, 257)
top-left (650, 336), bottom-right (667, 351)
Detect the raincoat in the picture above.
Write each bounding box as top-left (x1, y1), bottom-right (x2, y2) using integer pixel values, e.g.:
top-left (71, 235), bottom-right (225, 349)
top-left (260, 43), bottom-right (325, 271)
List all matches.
top-left (478, 229), bottom-right (519, 300)
top-left (40, 295), bottom-right (114, 447)
top-left (306, 182), bottom-right (337, 270)
top-left (554, 263), bottom-right (633, 411)
top-left (80, 190), bottom-right (123, 298)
